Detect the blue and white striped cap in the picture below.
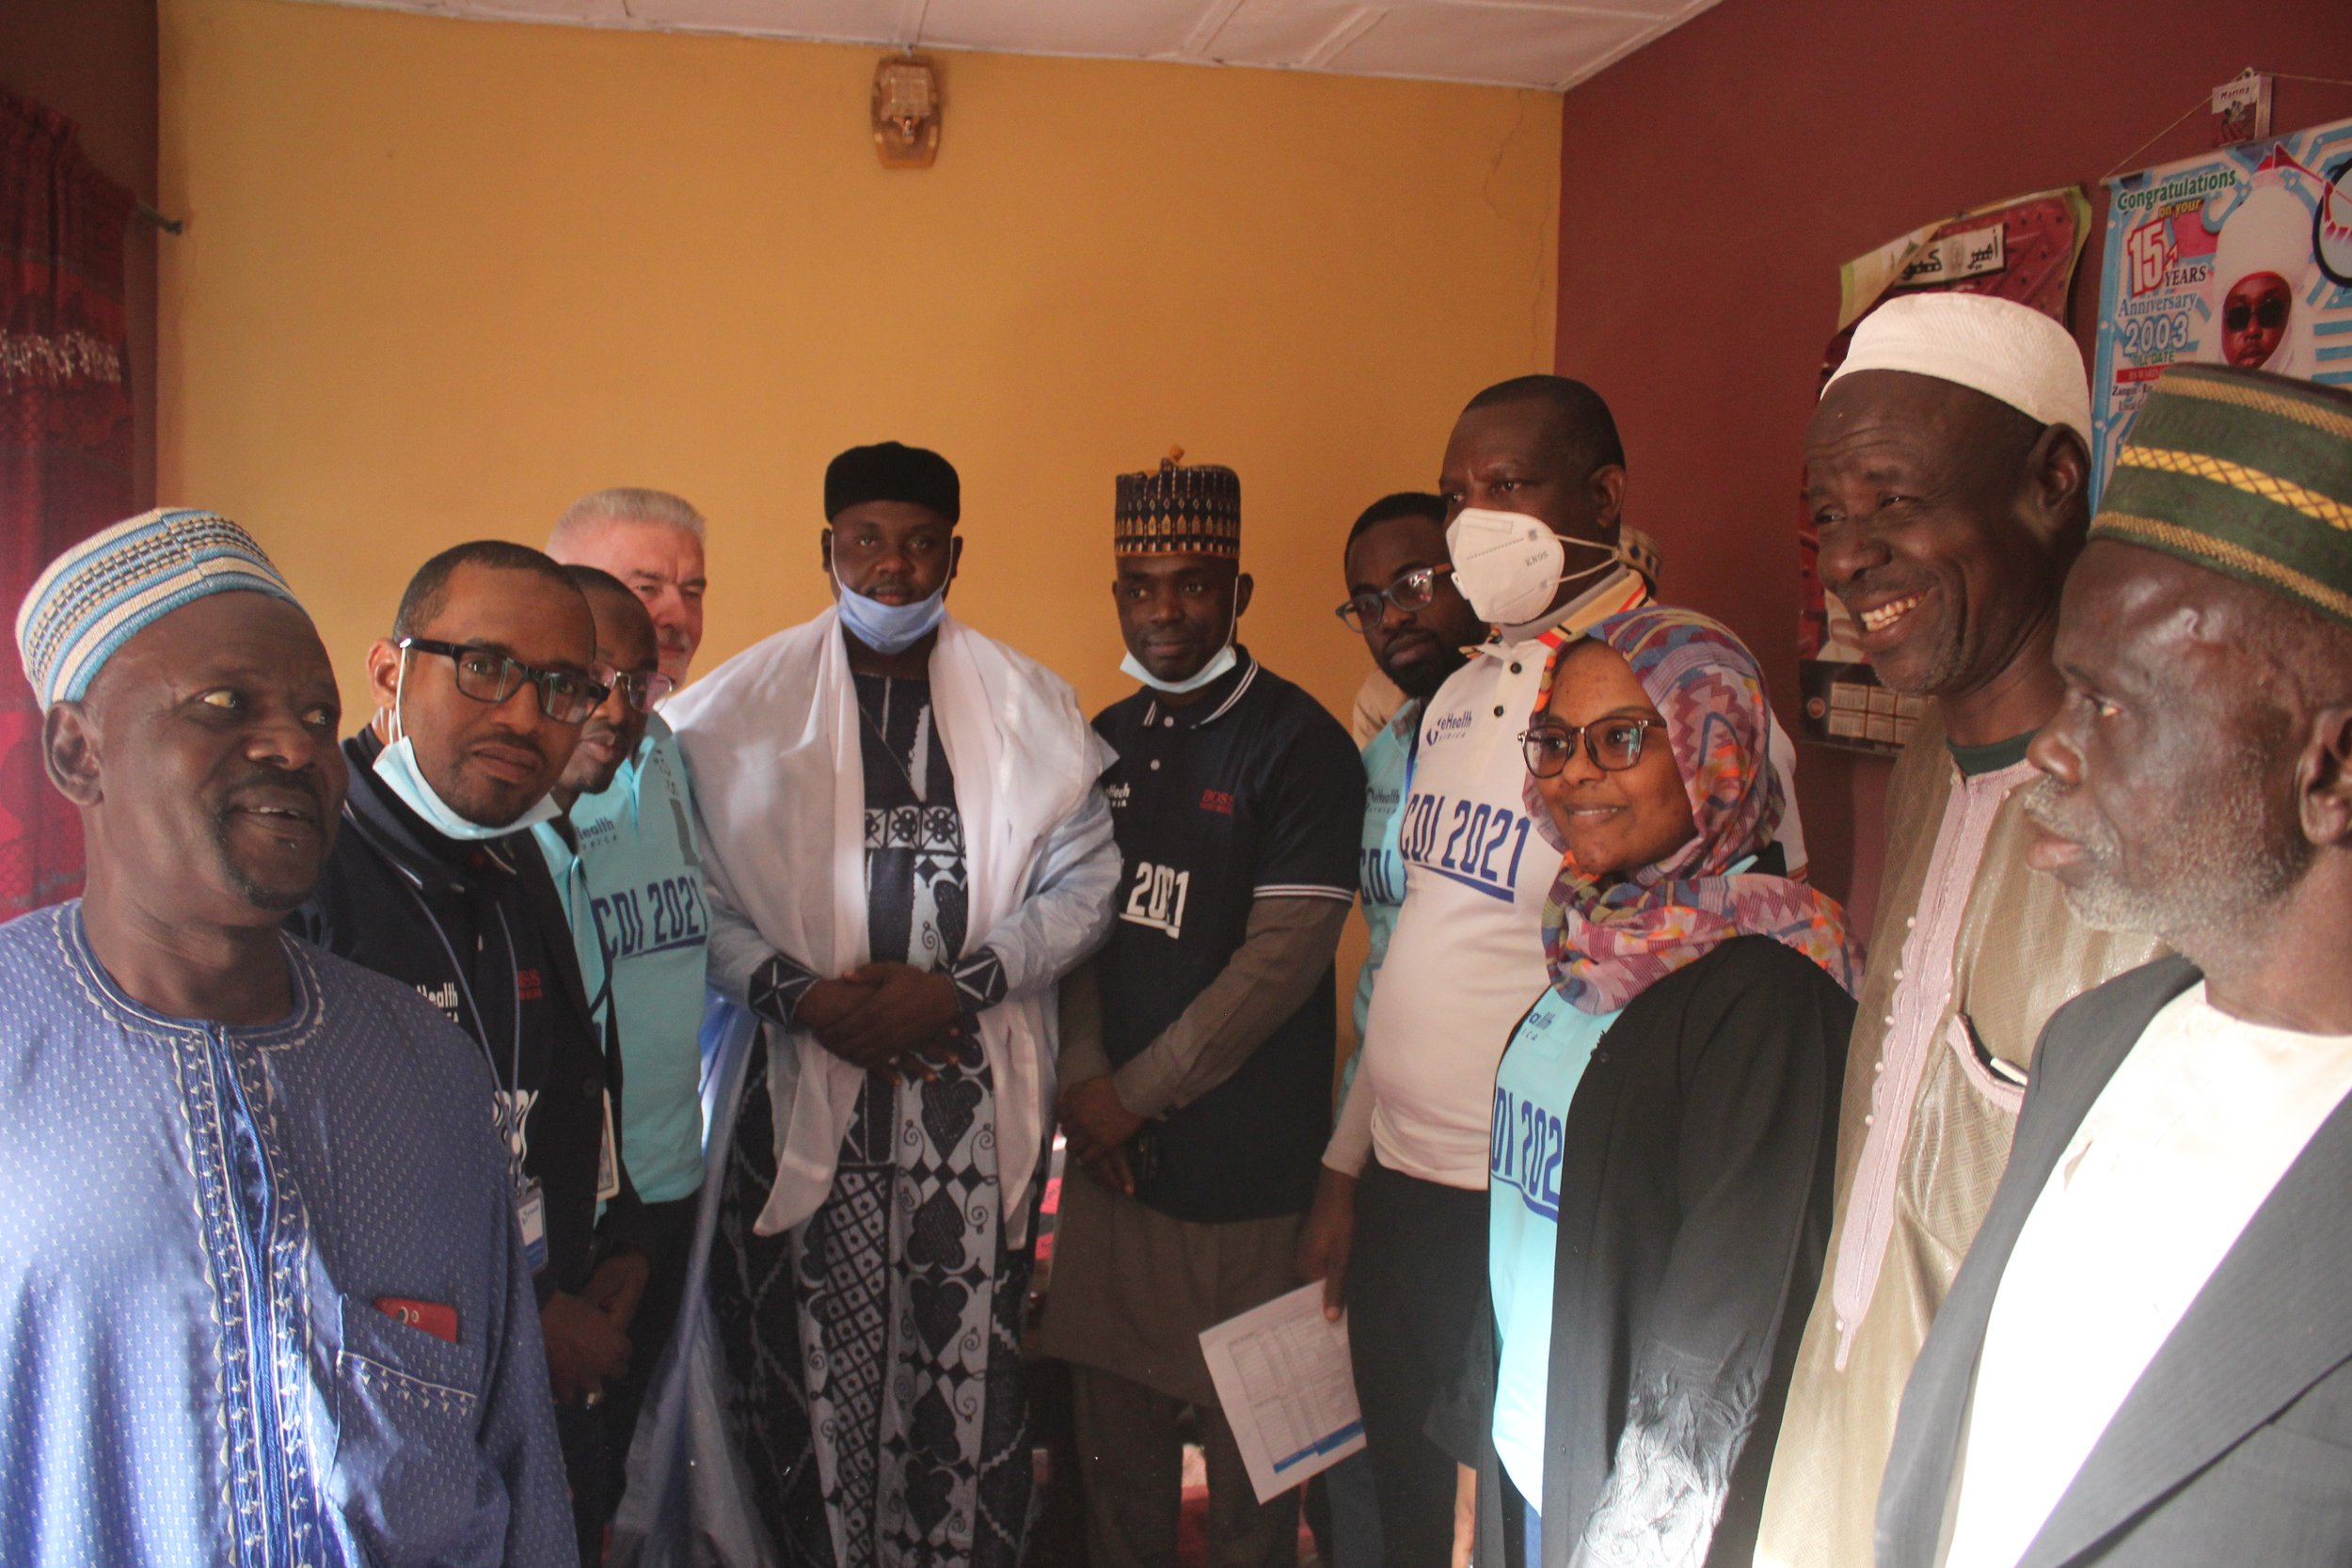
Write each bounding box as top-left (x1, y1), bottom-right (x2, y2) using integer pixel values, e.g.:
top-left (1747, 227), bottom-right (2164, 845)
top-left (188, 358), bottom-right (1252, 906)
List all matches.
top-left (15, 508), bottom-right (301, 708)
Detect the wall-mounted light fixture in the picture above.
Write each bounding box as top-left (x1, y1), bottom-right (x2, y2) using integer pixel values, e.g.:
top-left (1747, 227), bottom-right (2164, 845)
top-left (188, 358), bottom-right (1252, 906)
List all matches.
top-left (874, 55), bottom-right (942, 169)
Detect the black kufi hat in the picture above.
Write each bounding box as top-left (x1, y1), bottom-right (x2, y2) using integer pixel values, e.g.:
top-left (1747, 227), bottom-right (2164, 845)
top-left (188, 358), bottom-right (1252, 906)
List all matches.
top-left (824, 441), bottom-right (961, 524)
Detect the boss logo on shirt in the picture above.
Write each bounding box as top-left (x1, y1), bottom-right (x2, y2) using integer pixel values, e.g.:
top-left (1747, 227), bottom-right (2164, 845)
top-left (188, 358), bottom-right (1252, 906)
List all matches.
top-left (516, 967), bottom-right (544, 1002)
top-left (1399, 790), bottom-right (1538, 904)
top-left (1120, 860), bottom-right (1191, 939)
top-left (1200, 788), bottom-right (1235, 816)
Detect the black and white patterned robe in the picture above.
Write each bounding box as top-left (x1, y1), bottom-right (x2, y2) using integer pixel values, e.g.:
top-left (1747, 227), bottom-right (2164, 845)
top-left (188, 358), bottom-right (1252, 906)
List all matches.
top-left (711, 673), bottom-right (1035, 1568)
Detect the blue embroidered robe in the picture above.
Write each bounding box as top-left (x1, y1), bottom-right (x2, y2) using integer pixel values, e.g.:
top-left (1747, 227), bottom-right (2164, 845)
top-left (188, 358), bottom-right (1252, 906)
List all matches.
top-left (0, 902), bottom-right (575, 1568)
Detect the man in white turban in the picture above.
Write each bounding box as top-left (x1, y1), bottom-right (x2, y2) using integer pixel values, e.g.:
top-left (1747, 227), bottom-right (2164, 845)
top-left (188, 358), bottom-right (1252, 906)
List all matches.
top-left (1753, 293), bottom-right (2167, 1567)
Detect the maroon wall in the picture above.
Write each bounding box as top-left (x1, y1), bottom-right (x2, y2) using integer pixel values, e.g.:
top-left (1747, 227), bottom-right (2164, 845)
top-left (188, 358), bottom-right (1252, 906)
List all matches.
top-left (2, 0), bottom-right (161, 509)
top-left (1555, 0), bottom-right (2352, 927)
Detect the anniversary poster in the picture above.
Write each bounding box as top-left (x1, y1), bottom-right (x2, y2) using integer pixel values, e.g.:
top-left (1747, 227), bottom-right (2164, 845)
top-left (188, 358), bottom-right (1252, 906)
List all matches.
top-left (2091, 115), bottom-right (2352, 498)
top-left (1796, 187), bottom-right (2090, 755)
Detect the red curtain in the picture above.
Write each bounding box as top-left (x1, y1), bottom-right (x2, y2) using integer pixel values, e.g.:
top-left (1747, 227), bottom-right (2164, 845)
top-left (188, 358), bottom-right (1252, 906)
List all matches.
top-left (1, 87), bottom-right (135, 916)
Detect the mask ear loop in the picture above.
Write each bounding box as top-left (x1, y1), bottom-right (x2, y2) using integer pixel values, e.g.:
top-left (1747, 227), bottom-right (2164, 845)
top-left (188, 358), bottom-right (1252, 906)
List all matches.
top-left (1210, 593), bottom-right (1241, 666)
top-left (1549, 530), bottom-right (1640, 597)
top-left (1551, 557), bottom-right (1615, 596)
top-left (388, 646), bottom-right (410, 744)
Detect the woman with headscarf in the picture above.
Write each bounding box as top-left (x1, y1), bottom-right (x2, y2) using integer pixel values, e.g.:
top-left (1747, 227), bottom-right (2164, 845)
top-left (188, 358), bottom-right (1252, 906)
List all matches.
top-left (1470, 606), bottom-right (1862, 1568)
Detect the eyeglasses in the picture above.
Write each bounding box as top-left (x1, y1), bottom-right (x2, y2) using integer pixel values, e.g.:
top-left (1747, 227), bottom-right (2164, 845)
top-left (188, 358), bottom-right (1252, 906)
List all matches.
top-left (1335, 565), bottom-right (1454, 631)
top-left (1520, 716), bottom-right (1667, 778)
top-left (398, 637), bottom-right (609, 726)
top-left (2223, 297), bottom-right (2289, 333)
top-left (592, 663), bottom-right (677, 714)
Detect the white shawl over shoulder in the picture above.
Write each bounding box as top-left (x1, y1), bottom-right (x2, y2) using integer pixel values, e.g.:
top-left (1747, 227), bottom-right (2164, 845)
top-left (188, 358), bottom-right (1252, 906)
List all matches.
top-left (666, 607), bottom-right (1104, 1239)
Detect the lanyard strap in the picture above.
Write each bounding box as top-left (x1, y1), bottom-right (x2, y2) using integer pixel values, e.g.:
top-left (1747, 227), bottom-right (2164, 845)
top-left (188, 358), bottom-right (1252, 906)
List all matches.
top-left (399, 879), bottom-right (528, 1184)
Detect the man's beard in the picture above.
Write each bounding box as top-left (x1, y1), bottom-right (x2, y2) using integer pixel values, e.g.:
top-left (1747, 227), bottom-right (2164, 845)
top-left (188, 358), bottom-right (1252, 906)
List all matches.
top-left (2020, 748), bottom-right (2312, 950)
top-left (208, 809), bottom-right (319, 913)
top-left (569, 722), bottom-right (628, 797)
top-left (1386, 647), bottom-right (1470, 702)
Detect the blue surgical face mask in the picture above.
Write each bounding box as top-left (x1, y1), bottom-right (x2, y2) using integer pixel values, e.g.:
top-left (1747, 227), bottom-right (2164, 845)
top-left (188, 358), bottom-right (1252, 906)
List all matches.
top-left (1120, 603), bottom-right (1240, 695)
top-left (1121, 641), bottom-right (1237, 695)
top-left (834, 567), bottom-right (948, 656)
top-left (373, 653), bottom-right (561, 842)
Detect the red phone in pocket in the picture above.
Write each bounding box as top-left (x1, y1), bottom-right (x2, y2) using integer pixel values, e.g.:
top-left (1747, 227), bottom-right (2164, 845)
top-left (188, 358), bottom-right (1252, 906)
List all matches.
top-left (374, 1296), bottom-right (459, 1345)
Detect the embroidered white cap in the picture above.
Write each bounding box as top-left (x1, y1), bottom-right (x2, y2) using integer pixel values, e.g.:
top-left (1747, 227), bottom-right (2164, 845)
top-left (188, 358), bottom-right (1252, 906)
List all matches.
top-left (1825, 292), bottom-right (2092, 445)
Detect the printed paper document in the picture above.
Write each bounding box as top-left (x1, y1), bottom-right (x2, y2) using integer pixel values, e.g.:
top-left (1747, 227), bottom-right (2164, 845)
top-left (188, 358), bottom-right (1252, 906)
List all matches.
top-left (1198, 1281), bottom-right (1367, 1502)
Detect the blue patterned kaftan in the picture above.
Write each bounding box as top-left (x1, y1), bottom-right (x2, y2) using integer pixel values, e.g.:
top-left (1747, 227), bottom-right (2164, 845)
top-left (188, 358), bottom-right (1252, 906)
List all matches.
top-left (0, 902), bottom-right (574, 1568)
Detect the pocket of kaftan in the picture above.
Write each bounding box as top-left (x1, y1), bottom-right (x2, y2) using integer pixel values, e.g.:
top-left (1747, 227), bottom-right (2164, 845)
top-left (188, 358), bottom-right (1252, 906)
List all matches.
top-left (327, 1293), bottom-right (490, 1558)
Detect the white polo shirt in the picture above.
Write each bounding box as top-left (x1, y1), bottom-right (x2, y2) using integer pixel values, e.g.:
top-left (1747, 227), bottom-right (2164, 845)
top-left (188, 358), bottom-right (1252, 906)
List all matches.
top-left (1327, 570), bottom-right (1805, 1189)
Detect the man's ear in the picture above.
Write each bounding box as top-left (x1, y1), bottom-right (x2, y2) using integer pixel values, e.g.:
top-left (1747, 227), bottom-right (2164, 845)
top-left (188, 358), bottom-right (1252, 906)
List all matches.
top-left (2298, 705), bottom-right (2352, 849)
top-left (2026, 427), bottom-right (2092, 548)
top-left (818, 527), bottom-right (834, 579)
top-left (1233, 572), bottom-right (1255, 620)
top-left (42, 702), bottom-right (103, 806)
top-left (1589, 465), bottom-right (1629, 533)
top-left (364, 639), bottom-right (403, 717)
top-left (945, 534), bottom-right (963, 596)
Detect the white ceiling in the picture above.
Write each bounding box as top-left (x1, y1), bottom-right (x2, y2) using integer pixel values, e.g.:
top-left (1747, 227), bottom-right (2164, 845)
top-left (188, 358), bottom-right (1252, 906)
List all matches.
top-left (303, 0), bottom-right (1723, 90)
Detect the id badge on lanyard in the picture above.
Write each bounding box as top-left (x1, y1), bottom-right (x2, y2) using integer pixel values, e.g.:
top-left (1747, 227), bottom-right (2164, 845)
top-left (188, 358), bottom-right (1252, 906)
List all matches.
top-left (596, 1090), bottom-right (621, 1204)
top-left (517, 1179), bottom-right (549, 1275)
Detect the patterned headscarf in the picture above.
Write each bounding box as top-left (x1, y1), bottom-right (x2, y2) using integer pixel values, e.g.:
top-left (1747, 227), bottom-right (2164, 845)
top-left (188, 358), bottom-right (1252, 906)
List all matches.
top-left (1522, 605), bottom-right (1862, 1013)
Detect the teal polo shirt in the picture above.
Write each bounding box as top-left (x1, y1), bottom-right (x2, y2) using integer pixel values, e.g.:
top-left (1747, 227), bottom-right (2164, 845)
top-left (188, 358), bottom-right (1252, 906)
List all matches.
top-left (535, 716), bottom-right (710, 1204)
top-left (1352, 699), bottom-right (1419, 1041)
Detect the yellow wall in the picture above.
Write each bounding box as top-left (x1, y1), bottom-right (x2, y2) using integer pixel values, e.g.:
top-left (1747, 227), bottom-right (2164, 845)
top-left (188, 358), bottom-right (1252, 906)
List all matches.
top-left (158, 0), bottom-right (1560, 1038)
top-left (159, 0), bottom-right (1557, 724)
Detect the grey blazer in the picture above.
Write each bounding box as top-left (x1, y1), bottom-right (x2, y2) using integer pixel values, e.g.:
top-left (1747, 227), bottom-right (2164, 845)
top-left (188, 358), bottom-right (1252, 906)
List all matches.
top-left (1876, 956), bottom-right (2352, 1567)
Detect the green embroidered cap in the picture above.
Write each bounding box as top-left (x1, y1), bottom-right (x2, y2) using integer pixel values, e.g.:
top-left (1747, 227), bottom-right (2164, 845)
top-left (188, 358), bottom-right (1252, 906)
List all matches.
top-left (2094, 363), bottom-right (2352, 626)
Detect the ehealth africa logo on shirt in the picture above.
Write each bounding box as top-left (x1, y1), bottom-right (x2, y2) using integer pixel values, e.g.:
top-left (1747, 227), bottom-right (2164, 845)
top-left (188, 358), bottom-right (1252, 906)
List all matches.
top-left (416, 980), bottom-right (462, 1024)
top-left (1424, 710), bottom-right (1476, 748)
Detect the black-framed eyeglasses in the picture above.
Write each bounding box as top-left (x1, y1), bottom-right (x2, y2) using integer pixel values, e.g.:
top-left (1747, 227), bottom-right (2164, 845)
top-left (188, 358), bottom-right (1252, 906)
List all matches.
top-left (1520, 716), bottom-right (1667, 778)
top-left (398, 637), bottom-right (609, 726)
top-left (1336, 565), bottom-right (1454, 631)
top-left (2223, 296), bottom-right (2289, 333)
top-left (592, 663), bottom-right (677, 715)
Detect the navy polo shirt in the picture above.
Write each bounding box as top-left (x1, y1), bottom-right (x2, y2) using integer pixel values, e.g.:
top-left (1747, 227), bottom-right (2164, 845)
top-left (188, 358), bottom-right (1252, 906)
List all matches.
top-left (1093, 650), bottom-right (1364, 1223)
